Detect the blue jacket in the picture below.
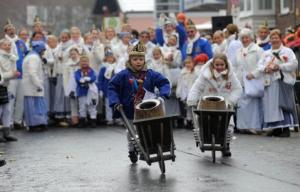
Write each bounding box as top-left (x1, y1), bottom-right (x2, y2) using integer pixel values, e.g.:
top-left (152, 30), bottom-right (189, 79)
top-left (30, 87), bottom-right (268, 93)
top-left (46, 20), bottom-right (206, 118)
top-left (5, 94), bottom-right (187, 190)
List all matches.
top-left (75, 68), bottom-right (97, 97)
top-left (108, 69), bottom-right (171, 120)
top-left (181, 37), bottom-right (213, 61)
top-left (97, 67), bottom-right (114, 97)
top-left (15, 39), bottom-right (28, 79)
top-left (155, 24), bottom-right (187, 50)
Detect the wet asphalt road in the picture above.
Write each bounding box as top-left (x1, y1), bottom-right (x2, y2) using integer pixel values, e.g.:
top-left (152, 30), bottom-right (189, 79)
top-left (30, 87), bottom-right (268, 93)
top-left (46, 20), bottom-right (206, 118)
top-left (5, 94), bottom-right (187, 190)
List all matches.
top-left (0, 126), bottom-right (300, 192)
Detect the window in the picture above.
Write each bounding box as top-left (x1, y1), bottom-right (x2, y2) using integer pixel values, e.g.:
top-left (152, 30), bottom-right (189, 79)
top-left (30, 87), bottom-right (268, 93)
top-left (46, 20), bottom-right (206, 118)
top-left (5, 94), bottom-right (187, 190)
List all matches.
top-left (240, 0), bottom-right (245, 11)
top-left (240, 0), bottom-right (252, 12)
top-left (283, 0), bottom-right (290, 7)
top-left (246, 0), bottom-right (251, 11)
top-left (258, 0), bottom-right (273, 10)
top-left (281, 0), bottom-right (291, 14)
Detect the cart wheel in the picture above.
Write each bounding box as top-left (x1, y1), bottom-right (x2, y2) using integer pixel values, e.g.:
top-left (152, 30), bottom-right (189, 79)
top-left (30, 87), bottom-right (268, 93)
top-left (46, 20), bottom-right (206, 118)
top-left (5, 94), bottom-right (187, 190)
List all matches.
top-left (157, 144), bottom-right (165, 174)
top-left (171, 143), bottom-right (176, 162)
top-left (211, 134), bottom-right (216, 163)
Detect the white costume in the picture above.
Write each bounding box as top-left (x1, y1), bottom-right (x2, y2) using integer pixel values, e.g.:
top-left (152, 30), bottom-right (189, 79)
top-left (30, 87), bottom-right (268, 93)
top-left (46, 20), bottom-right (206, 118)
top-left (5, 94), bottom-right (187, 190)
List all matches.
top-left (89, 40), bottom-right (105, 74)
top-left (187, 61), bottom-right (242, 146)
top-left (176, 67), bottom-right (197, 121)
top-left (212, 40), bottom-right (226, 55)
top-left (187, 61), bottom-right (242, 107)
top-left (225, 34), bottom-right (242, 66)
top-left (0, 50), bottom-right (17, 127)
top-left (148, 58), bottom-right (171, 82)
top-left (160, 45), bottom-right (182, 87)
top-left (258, 45), bottom-right (299, 129)
top-left (233, 42), bottom-right (264, 130)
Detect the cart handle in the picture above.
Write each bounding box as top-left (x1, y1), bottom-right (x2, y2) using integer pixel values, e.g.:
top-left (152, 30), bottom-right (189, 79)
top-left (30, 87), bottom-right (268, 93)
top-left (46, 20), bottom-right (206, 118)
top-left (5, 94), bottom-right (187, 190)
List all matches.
top-left (119, 107), bottom-right (149, 162)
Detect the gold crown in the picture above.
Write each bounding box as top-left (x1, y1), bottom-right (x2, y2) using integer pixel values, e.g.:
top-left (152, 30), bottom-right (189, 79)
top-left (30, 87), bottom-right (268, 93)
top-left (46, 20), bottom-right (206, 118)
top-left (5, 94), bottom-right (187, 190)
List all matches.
top-left (186, 18), bottom-right (195, 29)
top-left (261, 19), bottom-right (268, 27)
top-left (34, 15), bottom-right (42, 26)
top-left (91, 24), bottom-right (98, 31)
top-left (129, 42), bottom-right (146, 56)
top-left (4, 18), bottom-right (14, 31)
top-left (80, 52), bottom-right (89, 59)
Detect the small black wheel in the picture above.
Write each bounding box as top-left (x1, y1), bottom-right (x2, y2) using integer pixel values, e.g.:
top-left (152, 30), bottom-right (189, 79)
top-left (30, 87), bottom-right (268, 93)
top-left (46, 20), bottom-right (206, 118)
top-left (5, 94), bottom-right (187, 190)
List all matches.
top-left (157, 144), bottom-right (165, 174)
top-left (170, 142), bottom-right (176, 162)
top-left (211, 134), bottom-right (216, 163)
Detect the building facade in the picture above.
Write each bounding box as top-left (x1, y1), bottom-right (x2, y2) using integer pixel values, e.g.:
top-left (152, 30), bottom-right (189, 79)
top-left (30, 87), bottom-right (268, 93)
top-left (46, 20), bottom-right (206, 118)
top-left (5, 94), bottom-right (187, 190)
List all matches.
top-left (227, 0), bottom-right (300, 33)
top-left (0, 0), bottom-right (119, 36)
top-left (228, 0), bottom-right (276, 32)
top-left (275, 0), bottom-right (300, 33)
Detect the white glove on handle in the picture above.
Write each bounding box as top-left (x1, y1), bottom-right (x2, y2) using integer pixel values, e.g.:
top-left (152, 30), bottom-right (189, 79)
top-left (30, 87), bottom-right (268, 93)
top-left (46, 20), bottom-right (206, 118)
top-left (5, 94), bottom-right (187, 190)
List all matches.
top-left (83, 76), bottom-right (91, 82)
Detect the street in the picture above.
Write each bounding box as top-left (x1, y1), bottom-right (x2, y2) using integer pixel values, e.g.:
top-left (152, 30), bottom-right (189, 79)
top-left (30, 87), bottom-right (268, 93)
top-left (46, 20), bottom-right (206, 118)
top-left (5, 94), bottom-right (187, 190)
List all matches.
top-left (1, 126), bottom-right (300, 192)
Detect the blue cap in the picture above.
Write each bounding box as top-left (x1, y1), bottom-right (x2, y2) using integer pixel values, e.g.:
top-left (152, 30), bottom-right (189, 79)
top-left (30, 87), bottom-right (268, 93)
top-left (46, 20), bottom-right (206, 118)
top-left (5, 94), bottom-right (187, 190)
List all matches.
top-left (31, 41), bottom-right (46, 54)
top-left (118, 31), bottom-right (131, 39)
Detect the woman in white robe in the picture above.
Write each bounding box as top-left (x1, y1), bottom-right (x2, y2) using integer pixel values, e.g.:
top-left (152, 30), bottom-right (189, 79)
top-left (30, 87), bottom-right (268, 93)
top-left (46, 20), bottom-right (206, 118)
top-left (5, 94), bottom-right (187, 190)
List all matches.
top-left (233, 28), bottom-right (264, 133)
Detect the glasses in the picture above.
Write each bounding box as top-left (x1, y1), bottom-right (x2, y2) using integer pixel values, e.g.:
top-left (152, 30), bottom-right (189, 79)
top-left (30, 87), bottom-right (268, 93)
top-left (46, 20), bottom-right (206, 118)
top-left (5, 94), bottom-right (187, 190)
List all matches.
top-left (187, 30), bottom-right (195, 34)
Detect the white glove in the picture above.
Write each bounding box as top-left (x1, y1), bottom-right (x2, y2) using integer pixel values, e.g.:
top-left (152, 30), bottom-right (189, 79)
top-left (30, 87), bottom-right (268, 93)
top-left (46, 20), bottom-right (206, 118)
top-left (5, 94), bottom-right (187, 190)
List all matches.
top-left (99, 91), bottom-right (103, 98)
top-left (79, 78), bottom-right (85, 83)
top-left (83, 76), bottom-right (91, 82)
top-left (157, 96), bottom-right (165, 104)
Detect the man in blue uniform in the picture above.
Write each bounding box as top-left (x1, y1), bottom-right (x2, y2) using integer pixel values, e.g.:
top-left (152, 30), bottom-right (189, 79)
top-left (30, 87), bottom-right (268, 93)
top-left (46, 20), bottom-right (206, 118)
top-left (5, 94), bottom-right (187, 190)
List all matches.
top-left (181, 19), bottom-right (213, 61)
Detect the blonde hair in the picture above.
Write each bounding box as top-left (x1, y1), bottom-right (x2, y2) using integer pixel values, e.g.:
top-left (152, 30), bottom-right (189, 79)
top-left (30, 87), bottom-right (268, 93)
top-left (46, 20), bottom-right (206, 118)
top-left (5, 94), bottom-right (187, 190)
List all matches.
top-left (258, 25), bottom-right (269, 32)
top-left (0, 38), bottom-right (11, 46)
top-left (213, 30), bottom-right (224, 38)
top-left (226, 24), bottom-right (238, 35)
top-left (210, 53), bottom-right (230, 80)
top-left (184, 56), bottom-right (195, 71)
top-left (152, 47), bottom-right (163, 56)
top-left (69, 47), bottom-right (80, 55)
top-left (269, 29), bottom-right (282, 38)
top-left (47, 35), bottom-right (57, 41)
top-left (70, 26), bottom-right (81, 35)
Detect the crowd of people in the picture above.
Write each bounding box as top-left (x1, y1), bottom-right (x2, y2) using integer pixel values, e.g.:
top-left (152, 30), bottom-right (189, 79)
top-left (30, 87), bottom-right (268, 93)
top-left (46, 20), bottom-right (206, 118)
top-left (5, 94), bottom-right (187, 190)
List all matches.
top-left (0, 12), bottom-right (300, 165)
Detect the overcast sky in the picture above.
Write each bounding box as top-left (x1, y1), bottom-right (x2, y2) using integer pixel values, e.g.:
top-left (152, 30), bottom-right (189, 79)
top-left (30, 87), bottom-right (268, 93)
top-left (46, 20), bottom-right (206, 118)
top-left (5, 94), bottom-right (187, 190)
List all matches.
top-left (118, 0), bottom-right (154, 12)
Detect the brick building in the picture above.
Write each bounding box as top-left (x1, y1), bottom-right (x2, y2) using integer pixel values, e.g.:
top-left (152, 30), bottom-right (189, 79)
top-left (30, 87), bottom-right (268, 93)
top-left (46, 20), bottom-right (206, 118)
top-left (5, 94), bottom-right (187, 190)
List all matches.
top-left (0, 0), bottom-right (119, 36)
top-left (274, 0), bottom-right (300, 33)
top-left (227, 0), bottom-right (300, 33)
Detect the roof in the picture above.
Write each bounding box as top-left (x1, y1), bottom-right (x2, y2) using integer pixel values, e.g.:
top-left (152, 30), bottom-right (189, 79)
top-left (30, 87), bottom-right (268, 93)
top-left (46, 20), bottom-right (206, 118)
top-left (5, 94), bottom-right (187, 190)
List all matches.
top-left (118, 0), bottom-right (154, 12)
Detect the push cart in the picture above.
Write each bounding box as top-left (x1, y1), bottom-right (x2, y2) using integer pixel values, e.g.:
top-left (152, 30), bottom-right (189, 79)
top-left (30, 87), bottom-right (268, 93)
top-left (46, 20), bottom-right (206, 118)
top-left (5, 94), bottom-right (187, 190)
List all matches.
top-left (120, 108), bottom-right (177, 174)
top-left (193, 108), bottom-right (235, 163)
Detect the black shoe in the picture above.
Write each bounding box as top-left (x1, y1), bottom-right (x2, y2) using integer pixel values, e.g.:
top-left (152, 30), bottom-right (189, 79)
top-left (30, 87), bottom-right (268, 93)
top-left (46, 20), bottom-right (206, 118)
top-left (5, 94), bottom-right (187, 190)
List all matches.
top-left (139, 154), bottom-right (145, 161)
top-left (177, 118), bottom-right (185, 128)
top-left (13, 123), bottom-right (25, 130)
top-left (38, 124), bottom-right (48, 131)
top-left (2, 128), bottom-right (17, 142)
top-left (222, 144), bottom-right (232, 157)
top-left (278, 128), bottom-right (290, 137)
top-left (128, 151), bottom-right (138, 164)
top-left (0, 137), bottom-right (6, 143)
top-left (3, 135), bottom-right (17, 142)
top-left (0, 159), bottom-right (6, 167)
top-left (273, 128), bottom-right (283, 136)
top-left (266, 129), bottom-right (282, 137)
top-left (185, 120), bottom-right (193, 129)
top-left (90, 119), bottom-right (97, 128)
top-left (78, 118), bottom-right (86, 128)
top-left (28, 126), bottom-right (40, 132)
top-left (234, 128), bottom-right (241, 134)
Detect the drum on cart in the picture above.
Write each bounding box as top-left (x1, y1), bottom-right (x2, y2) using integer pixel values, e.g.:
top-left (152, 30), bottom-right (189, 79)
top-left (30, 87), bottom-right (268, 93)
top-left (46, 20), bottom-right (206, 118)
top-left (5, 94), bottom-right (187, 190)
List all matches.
top-left (120, 99), bottom-right (177, 174)
top-left (192, 96), bottom-right (235, 163)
